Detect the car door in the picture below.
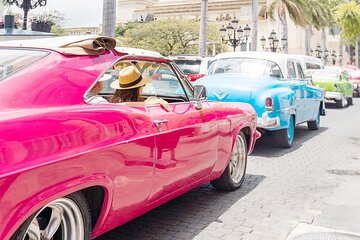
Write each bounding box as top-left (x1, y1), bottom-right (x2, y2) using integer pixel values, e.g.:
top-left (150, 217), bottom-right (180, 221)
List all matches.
top-left (287, 60), bottom-right (305, 123)
top-left (145, 63), bottom-right (218, 204)
top-left (295, 61), bottom-right (319, 121)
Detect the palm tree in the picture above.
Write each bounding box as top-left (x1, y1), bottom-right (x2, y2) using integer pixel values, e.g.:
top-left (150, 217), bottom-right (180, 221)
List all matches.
top-left (335, 0), bottom-right (360, 67)
top-left (269, 0), bottom-right (308, 53)
top-left (102, 0), bottom-right (117, 37)
top-left (252, 0), bottom-right (259, 51)
top-left (199, 0), bottom-right (208, 57)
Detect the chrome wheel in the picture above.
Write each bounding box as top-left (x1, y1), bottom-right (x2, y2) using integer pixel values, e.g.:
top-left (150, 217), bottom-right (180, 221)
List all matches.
top-left (22, 197), bottom-right (85, 240)
top-left (229, 134), bottom-right (247, 184)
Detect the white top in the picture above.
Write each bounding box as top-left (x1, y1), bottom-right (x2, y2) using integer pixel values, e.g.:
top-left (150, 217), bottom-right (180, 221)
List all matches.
top-left (84, 93), bottom-right (108, 104)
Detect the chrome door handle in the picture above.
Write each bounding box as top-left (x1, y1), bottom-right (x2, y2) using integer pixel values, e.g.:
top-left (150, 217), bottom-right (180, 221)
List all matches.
top-left (154, 119), bottom-right (169, 127)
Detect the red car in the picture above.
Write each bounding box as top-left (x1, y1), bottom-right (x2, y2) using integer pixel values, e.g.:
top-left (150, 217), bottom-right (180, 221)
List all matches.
top-left (170, 55), bottom-right (213, 82)
top-left (343, 66), bottom-right (360, 97)
top-left (0, 36), bottom-right (260, 240)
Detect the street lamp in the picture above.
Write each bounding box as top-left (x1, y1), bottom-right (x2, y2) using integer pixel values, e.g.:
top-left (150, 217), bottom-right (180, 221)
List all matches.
top-left (219, 17), bottom-right (251, 52)
top-left (260, 30), bottom-right (287, 52)
top-left (6, 0), bottom-right (47, 30)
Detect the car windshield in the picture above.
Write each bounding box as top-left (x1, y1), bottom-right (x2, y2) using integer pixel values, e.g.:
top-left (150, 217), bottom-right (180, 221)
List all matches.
top-left (208, 58), bottom-right (283, 78)
top-left (172, 59), bottom-right (201, 75)
top-left (100, 60), bottom-right (188, 98)
top-left (0, 49), bottom-right (48, 82)
top-left (311, 71), bottom-right (340, 81)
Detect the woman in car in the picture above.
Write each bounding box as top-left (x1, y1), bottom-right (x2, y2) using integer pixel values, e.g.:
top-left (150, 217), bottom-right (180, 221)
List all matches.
top-left (110, 65), bottom-right (171, 111)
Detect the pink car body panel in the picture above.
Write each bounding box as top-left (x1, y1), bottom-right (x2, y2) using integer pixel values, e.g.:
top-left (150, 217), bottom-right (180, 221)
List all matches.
top-left (0, 48), bottom-right (259, 239)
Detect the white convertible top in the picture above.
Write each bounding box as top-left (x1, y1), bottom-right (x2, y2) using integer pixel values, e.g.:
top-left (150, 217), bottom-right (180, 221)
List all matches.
top-left (0, 35), bottom-right (117, 56)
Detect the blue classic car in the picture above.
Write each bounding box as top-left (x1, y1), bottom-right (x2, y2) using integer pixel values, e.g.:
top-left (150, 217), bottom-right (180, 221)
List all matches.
top-left (196, 52), bottom-right (325, 148)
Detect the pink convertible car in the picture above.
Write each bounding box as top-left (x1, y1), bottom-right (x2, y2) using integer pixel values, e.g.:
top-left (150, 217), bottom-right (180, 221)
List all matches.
top-left (0, 36), bottom-right (260, 240)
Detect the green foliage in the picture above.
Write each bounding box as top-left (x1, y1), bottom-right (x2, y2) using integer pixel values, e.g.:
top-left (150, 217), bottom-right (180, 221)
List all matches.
top-left (30, 10), bottom-right (65, 26)
top-left (269, 0), bottom-right (308, 27)
top-left (335, 1), bottom-right (360, 42)
top-left (115, 22), bottom-right (138, 37)
top-left (116, 19), bottom-right (224, 56)
top-left (51, 24), bottom-right (67, 36)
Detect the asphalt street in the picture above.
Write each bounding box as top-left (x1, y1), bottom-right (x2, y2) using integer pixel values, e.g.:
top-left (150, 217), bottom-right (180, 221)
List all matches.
top-left (97, 98), bottom-right (360, 240)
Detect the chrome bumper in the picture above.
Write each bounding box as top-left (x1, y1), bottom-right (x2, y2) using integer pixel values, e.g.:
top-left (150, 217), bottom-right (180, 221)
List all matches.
top-left (325, 91), bottom-right (343, 100)
top-left (257, 112), bottom-right (280, 129)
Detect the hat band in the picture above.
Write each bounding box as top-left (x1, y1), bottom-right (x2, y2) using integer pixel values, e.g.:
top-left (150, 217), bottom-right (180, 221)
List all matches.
top-left (120, 75), bottom-right (143, 88)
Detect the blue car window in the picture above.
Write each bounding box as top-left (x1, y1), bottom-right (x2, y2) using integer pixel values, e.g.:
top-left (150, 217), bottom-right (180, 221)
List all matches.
top-left (287, 61), bottom-right (297, 79)
top-left (265, 61), bottom-right (283, 78)
top-left (296, 63), bottom-right (305, 79)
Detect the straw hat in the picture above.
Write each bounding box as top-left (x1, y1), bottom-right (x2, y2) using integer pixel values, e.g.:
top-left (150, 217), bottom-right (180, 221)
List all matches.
top-left (110, 65), bottom-right (151, 90)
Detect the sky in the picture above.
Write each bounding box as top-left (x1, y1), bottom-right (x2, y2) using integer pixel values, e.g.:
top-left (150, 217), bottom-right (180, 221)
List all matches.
top-left (9, 0), bottom-right (103, 28)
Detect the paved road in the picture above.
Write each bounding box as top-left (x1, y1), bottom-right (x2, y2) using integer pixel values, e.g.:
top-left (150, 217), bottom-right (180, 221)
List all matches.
top-left (97, 99), bottom-right (360, 240)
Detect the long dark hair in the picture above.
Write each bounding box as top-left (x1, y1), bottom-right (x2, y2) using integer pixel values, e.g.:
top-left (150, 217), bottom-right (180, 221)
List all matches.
top-left (110, 87), bottom-right (141, 103)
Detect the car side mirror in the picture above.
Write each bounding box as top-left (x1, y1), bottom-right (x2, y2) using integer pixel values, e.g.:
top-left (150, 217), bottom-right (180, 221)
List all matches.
top-left (194, 85), bottom-right (207, 100)
top-left (193, 85), bottom-right (207, 110)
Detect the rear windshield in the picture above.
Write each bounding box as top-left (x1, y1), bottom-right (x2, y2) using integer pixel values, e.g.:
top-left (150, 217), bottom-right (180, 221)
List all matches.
top-left (172, 59), bottom-right (201, 75)
top-left (0, 49), bottom-right (48, 81)
top-left (208, 58), bottom-right (283, 78)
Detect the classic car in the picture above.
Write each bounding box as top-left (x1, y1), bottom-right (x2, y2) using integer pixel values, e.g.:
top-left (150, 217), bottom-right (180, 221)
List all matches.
top-left (0, 36), bottom-right (260, 240)
top-left (196, 51), bottom-right (325, 148)
top-left (343, 66), bottom-right (360, 97)
top-left (309, 69), bottom-right (353, 107)
top-left (170, 55), bottom-right (213, 82)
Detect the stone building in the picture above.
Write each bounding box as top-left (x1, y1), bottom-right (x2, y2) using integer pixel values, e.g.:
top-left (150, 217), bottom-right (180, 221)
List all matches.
top-left (117, 0), bottom-right (347, 64)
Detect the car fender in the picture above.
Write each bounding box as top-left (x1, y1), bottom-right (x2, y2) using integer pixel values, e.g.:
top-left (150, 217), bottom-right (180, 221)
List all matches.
top-left (1, 171), bottom-right (114, 240)
top-left (250, 86), bottom-right (297, 130)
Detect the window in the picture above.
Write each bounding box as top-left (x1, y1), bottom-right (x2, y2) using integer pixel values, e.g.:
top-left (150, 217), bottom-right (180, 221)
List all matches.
top-left (172, 59), bottom-right (201, 75)
top-left (264, 61), bottom-right (283, 78)
top-left (287, 61), bottom-right (296, 79)
top-left (306, 62), bottom-right (322, 70)
top-left (296, 62), bottom-right (305, 79)
top-left (210, 58), bottom-right (267, 75)
top-left (99, 60), bottom-right (188, 100)
top-left (0, 49), bottom-right (48, 81)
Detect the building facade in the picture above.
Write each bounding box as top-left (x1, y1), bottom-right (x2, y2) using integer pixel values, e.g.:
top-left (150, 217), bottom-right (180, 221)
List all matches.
top-left (117, 0), bottom-right (347, 65)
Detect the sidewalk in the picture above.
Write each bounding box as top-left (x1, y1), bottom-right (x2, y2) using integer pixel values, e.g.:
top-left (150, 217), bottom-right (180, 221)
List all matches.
top-left (286, 156), bottom-right (360, 240)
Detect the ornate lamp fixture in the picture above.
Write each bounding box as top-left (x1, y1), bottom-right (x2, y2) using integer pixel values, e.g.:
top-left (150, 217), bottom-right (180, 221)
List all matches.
top-left (260, 29), bottom-right (287, 52)
top-left (6, 0), bottom-right (47, 30)
top-left (219, 17), bottom-right (251, 52)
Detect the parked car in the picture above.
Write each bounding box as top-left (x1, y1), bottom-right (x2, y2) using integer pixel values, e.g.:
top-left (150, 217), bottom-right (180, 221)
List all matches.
top-left (326, 65), bottom-right (360, 97)
top-left (309, 69), bottom-right (353, 107)
top-left (293, 54), bottom-right (324, 71)
top-left (343, 66), bottom-right (360, 97)
top-left (196, 51), bottom-right (325, 148)
top-left (170, 55), bottom-right (213, 82)
top-left (0, 36), bottom-right (260, 240)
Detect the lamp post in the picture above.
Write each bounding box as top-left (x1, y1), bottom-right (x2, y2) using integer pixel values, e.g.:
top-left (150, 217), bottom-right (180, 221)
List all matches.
top-left (260, 29), bottom-right (287, 52)
top-left (6, 0), bottom-right (47, 30)
top-left (219, 17), bottom-right (251, 52)
top-left (310, 44), bottom-right (341, 65)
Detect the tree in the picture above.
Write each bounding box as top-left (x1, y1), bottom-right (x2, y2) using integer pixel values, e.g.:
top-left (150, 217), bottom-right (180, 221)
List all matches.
top-left (118, 20), bottom-right (223, 56)
top-left (303, 0), bottom-right (341, 55)
top-left (102, 0), bottom-right (116, 37)
top-left (252, 0), bottom-right (259, 51)
top-left (269, 0), bottom-right (308, 53)
top-left (199, 0), bottom-right (208, 57)
top-left (335, 1), bottom-right (360, 67)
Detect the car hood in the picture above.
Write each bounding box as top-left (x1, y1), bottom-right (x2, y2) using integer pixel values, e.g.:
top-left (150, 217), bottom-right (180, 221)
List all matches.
top-left (196, 73), bottom-right (277, 102)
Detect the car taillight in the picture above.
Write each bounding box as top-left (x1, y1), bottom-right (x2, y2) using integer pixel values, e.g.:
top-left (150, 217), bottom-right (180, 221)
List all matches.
top-left (187, 74), bottom-right (206, 82)
top-left (266, 97), bottom-right (274, 112)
